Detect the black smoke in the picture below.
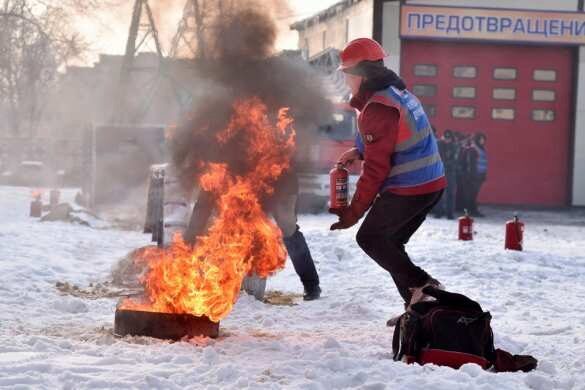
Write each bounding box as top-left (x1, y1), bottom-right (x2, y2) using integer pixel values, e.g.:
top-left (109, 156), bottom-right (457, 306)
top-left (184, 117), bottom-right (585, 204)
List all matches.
top-left (170, 0), bottom-right (333, 191)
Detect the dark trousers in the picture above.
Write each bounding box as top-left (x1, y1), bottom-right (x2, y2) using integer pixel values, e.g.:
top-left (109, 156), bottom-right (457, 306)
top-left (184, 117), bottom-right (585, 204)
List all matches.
top-left (468, 174), bottom-right (486, 214)
top-left (437, 169), bottom-right (457, 218)
top-left (269, 193), bottom-right (320, 291)
top-left (283, 228), bottom-right (320, 291)
top-left (455, 172), bottom-right (465, 212)
top-left (356, 190), bottom-right (443, 303)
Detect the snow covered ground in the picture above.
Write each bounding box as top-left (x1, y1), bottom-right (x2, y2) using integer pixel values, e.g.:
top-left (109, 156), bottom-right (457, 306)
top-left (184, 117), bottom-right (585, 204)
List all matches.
top-left (1, 185), bottom-right (584, 389)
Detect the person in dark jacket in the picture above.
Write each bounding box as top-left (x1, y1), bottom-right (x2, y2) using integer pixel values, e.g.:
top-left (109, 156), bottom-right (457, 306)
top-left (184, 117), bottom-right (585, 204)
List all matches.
top-left (331, 38), bottom-right (446, 323)
top-left (454, 131), bottom-right (469, 213)
top-left (184, 157), bottom-right (321, 302)
top-left (431, 127), bottom-right (446, 218)
top-left (465, 132), bottom-right (488, 217)
top-left (436, 130), bottom-right (459, 219)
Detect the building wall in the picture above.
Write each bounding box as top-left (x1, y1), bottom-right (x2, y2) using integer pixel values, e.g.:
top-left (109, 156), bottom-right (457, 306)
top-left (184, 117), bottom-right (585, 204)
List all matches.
top-left (399, 0), bottom-right (585, 206)
top-left (574, 46), bottom-right (585, 206)
top-left (379, 0), bottom-right (581, 71)
top-left (381, 1), bottom-right (401, 72)
top-left (0, 53), bottom-right (200, 185)
top-left (294, 0), bottom-right (585, 205)
top-left (296, 0), bottom-right (374, 59)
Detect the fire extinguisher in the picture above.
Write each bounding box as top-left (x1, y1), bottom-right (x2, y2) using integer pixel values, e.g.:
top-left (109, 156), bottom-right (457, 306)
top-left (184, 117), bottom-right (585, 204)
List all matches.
top-left (30, 192), bottom-right (42, 218)
top-left (505, 214), bottom-right (524, 251)
top-left (458, 210), bottom-right (473, 241)
top-left (329, 164), bottom-right (349, 212)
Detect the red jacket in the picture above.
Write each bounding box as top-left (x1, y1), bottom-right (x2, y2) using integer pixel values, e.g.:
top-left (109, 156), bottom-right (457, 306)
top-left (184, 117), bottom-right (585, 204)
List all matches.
top-left (350, 90), bottom-right (447, 218)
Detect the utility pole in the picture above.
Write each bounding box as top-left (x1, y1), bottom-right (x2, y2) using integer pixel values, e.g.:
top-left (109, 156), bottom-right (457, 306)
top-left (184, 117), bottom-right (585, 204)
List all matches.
top-left (170, 0), bottom-right (198, 59)
top-left (112, 0), bottom-right (164, 123)
top-left (170, 0), bottom-right (211, 59)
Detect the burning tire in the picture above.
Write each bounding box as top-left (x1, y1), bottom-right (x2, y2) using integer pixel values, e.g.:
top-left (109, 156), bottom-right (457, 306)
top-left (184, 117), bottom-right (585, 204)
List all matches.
top-left (114, 308), bottom-right (219, 340)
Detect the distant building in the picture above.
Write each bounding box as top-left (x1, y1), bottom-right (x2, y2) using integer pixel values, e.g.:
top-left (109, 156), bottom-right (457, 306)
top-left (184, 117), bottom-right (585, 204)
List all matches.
top-left (292, 0), bottom-right (585, 207)
top-left (291, 0), bottom-right (374, 60)
top-left (0, 52), bottom-right (198, 186)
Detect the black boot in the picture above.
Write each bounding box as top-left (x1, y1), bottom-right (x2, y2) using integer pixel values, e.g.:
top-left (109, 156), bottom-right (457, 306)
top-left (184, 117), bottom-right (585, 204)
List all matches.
top-left (303, 285), bottom-right (321, 301)
top-left (283, 227), bottom-right (320, 301)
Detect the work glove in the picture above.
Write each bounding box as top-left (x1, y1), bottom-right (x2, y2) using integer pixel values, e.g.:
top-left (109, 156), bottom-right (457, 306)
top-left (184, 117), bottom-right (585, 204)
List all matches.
top-left (329, 207), bottom-right (360, 230)
top-left (337, 147), bottom-right (361, 168)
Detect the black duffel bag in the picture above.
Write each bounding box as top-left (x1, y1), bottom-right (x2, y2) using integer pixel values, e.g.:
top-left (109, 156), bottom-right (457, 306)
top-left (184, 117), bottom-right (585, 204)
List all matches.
top-left (392, 286), bottom-right (538, 372)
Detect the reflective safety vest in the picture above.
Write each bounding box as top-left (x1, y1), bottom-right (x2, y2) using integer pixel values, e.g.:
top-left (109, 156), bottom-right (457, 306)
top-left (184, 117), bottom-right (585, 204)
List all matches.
top-left (355, 86), bottom-right (444, 191)
top-left (476, 146), bottom-right (488, 175)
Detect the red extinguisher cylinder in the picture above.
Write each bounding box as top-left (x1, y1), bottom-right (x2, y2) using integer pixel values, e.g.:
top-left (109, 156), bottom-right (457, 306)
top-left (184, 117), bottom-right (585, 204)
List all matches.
top-left (505, 215), bottom-right (524, 251)
top-left (458, 211), bottom-right (473, 241)
top-left (30, 200), bottom-right (42, 218)
top-left (329, 164), bottom-right (349, 211)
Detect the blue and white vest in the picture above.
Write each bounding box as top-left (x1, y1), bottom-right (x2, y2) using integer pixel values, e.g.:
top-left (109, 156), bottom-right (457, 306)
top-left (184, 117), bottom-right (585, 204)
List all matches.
top-left (476, 147), bottom-right (488, 175)
top-left (355, 86), bottom-right (444, 191)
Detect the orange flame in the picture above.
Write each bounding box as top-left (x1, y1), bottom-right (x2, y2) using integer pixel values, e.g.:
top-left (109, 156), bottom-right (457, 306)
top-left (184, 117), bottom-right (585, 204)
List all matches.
top-left (122, 97), bottom-right (296, 322)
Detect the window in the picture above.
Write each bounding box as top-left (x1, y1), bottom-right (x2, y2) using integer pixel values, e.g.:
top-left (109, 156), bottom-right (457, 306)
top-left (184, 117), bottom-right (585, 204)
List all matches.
top-left (532, 89), bottom-right (556, 102)
top-left (533, 110), bottom-right (555, 121)
top-left (452, 106), bottom-right (475, 119)
top-left (414, 64), bottom-right (437, 77)
top-left (319, 110), bottom-right (356, 140)
top-left (412, 84), bottom-right (437, 97)
top-left (423, 104), bottom-right (436, 117)
top-left (453, 86), bottom-right (476, 99)
top-left (492, 108), bottom-right (515, 120)
top-left (534, 70), bottom-right (557, 82)
top-left (493, 68), bottom-right (517, 80)
top-left (493, 88), bottom-right (516, 100)
top-left (453, 66), bottom-right (477, 79)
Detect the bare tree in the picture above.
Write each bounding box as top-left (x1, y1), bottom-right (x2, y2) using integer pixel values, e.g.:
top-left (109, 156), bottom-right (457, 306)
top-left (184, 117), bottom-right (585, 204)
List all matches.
top-left (37, 0), bottom-right (123, 13)
top-left (0, 0), bottom-right (98, 136)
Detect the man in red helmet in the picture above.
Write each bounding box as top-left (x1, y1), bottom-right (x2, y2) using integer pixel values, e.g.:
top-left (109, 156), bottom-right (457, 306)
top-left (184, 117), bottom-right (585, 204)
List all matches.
top-left (330, 38), bottom-right (446, 325)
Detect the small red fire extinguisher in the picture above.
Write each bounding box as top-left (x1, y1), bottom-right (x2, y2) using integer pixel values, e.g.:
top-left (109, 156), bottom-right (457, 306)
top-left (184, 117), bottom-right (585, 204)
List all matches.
top-left (505, 214), bottom-right (524, 251)
top-left (458, 210), bottom-right (473, 241)
top-left (30, 191), bottom-right (42, 218)
top-left (329, 163), bottom-right (349, 211)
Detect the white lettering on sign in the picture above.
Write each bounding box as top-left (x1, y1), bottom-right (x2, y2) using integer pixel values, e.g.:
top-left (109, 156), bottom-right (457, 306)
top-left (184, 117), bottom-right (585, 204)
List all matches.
top-left (405, 96), bottom-right (424, 121)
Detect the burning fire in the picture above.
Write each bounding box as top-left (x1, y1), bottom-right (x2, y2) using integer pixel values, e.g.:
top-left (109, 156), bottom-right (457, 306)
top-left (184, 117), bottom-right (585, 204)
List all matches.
top-left (122, 97), bottom-right (296, 322)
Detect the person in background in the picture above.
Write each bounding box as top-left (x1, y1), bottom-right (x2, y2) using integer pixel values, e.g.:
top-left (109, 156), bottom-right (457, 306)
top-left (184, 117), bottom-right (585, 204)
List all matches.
top-left (182, 148), bottom-right (322, 302)
top-left (455, 132), bottom-right (471, 213)
top-left (431, 126), bottom-right (446, 217)
top-left (465, 132), bottom-right (488, 217)
top-left (331, 38), bottom-right (446, 325)
top-left (435, 130), bottom-right (459, 219)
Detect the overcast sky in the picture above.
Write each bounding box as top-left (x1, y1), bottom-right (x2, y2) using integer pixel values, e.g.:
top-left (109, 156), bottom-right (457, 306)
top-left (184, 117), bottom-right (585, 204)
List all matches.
top-left (75, 0), bottom-right (340, 64)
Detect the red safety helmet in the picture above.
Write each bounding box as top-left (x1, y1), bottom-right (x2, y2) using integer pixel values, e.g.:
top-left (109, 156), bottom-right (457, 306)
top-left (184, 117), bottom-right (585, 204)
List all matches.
top-left (339, 38), bottom-right (387, 71)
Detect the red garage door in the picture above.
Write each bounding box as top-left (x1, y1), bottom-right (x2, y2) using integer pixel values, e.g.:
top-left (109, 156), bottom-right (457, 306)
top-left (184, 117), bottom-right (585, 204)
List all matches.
top-left (401, 40), bottom-right (573, 206)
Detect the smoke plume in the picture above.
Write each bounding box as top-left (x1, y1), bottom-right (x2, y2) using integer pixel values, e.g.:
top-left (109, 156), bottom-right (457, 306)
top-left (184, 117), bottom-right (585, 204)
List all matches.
top-left (170, 0), bottom-right (333, 191)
